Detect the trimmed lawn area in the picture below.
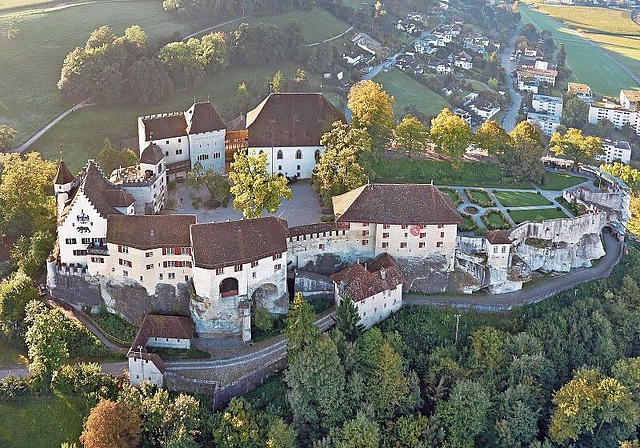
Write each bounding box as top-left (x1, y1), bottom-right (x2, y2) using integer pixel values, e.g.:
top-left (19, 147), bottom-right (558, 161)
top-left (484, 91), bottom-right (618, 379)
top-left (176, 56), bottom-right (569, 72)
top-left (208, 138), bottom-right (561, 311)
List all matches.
top-left (509, 208), bottom-right (569, 224)
top-left (538, 172), bottom-right (587, 190)
top-left (482, 210), bottom-right (510, 230)
top-left (0, 0), bottom-right (193, 146)
top-left (0, 337), bottom-right (27, 368)
top-left (494, 190), bottom-right (552, 207)
top-left (519, 3), bottom-right (638, 97)
top-left (373, 69), bottom-right (451, 119)
top-left (460, 214), bottom-right (478, 232)
top-left (0, 395), bottom-right (87, 448)
top-left (440, 187), bottom-right (463, 206)
top-left (466, 189), bottom-right (495, 207)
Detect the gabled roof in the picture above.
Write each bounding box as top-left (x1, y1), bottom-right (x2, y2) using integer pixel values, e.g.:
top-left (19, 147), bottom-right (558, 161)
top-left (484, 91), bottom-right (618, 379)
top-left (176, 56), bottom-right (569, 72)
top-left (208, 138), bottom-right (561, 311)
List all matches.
top-left (245, 93), bottom-right (345, 147)
top-left (54, 160), bottom-right (74, 185)
top-left (486, 230), bottom-right (512, 245)
top-left (332, 184), bottom-right (462, 225)
top-left (331, 253), bottom-right (403, 302)
top-left (190, 217), bottom-right (288, 270)
top-left (139, 143), bottom-right (165, 165)
top-left (107, 215), bottom-right (196, 250)
top-left (142, 113), bottom-right (188, 141)
top-left (185, 102), bottom-right (226, 134)
top-left (61, 161), bottom-right (135, 222)
top-left (127, 352), bottom-right (166, 373)
top-left (130, 314), bottom-right (195, 353)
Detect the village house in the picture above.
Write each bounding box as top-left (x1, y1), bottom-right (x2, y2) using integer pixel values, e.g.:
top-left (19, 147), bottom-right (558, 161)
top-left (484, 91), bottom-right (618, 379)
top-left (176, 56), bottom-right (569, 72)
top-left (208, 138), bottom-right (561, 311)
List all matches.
top-left (137, 102), bottom-right (227, 181)
top-left (453, 51), bottom-right (473, 70)
top-left (620, 89), bottom-right (640, 110)
top-left (245, 93), bottom-right (345, 179)
top-left (331, 253), bottom-right (404, 329)
top-left (568, 82), bottom-right (594, 103)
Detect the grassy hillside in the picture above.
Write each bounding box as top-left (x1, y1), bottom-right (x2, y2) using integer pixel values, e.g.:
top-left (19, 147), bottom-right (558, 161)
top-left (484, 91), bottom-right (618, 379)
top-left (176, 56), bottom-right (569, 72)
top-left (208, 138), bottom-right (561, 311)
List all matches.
top-left (519, 3), bottom-right (640, 96)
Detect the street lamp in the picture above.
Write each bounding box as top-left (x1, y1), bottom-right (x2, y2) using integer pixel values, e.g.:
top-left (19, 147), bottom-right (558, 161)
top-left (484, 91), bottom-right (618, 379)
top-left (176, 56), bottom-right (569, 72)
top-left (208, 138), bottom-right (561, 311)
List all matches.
top-left (454, 314), bottom-right (461, 345)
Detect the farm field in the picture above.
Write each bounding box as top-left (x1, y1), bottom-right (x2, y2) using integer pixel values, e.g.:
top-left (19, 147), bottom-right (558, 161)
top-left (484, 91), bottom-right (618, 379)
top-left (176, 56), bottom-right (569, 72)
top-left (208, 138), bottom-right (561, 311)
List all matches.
top-left (374, 69), bottom-right (452, 120)
top-left (0, 0), bottom-right (193, 146)
top-left (0, 395), bottom-right (87, 448)
top-left (494, 190), bottom-right (553, 207)
top-left (519, 3), bottom-right (638, 97)
top-left (538, 172), bottom-right (587, 190)
top-left (509, 208), bottom-right (568, 223)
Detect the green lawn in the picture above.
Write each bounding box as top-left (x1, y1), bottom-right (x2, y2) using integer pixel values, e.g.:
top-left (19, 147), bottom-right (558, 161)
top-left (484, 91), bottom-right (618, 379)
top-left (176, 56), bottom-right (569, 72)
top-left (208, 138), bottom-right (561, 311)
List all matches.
top-left (373, 69), bottom-right (451, 119)
top-left (0, 337), bottom-right (27, 368)
top-left (538, 172), bottom-right (587, 190)
top-left (466, 189), bottom-right (495, 207)
top-left (509, 208), bottom-right (569, 224)
top-left (0, 0), bottom-right (193, 147)
top-left (482, 210), bottom-right (510, 230)
top-left (440, 187), bottom-right (463, 206)
top-left (494, 190), bottom-right (552, 207)
top-left (460, 214), bottom-right (478, 232)
top-left (519, 3), bottom-right (639, 97)
top-left (0, 395), bottom-right (87, 448)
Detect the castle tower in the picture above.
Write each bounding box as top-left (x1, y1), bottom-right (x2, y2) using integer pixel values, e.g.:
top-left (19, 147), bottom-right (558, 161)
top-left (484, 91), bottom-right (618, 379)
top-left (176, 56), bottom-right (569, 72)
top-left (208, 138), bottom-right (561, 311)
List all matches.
top-left (54, 159), bottom-right (75, 218)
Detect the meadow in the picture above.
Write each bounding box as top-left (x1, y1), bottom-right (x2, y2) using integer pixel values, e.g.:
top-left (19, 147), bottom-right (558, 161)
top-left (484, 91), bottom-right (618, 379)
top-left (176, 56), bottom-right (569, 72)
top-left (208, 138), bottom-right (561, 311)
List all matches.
top-left (518, 3), bottom-right (638, 97)
top-left (374, 69), bottom-right (452, 120)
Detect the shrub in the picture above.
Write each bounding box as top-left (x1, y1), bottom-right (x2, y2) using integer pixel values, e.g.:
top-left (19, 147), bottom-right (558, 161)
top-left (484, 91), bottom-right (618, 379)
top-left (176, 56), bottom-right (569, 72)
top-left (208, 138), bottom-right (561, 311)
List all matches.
top-left (254, 308), bottom-right (274, 333)
top-left (0, 375), bottom-right (31, 398)
top-left (52, 363), bottom-right (119, 402)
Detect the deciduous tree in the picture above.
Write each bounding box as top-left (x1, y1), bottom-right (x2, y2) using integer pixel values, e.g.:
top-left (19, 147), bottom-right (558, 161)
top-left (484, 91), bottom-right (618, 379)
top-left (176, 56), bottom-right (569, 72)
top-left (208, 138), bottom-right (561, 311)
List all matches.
top-left (395, 114), bottom-right (428, 156)
top-left (186, 161), bottom-right (231, 207)
top-left (503, 122), bottom-right (546, 184)
top-left (474, 120), bottom-right (510, 157)
top-left (430, 108), bottom-right (472, 159)
top-left (347, 80), bottom-right (395, 154)
top-left (335, 412), bottom-right (380, 448)
top-left (229, 151), bottom-right (292, 218)
top-left (0, 271), bottom-right (39, 338)
top-left (0, 125), bottom-right (16, 151)
top-left (562, 94), bottom-right (589, 129)
top-left (550, 128), bottom-right (601, 167)
top-left (96, 137), bottom-right (138, 177)
top-left (80, 398), bottom-right (142, 448)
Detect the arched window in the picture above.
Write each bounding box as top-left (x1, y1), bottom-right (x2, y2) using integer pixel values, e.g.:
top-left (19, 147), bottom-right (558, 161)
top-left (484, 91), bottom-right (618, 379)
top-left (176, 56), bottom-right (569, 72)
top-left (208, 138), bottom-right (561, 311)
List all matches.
top-left (295, 150), bottom-right (302, 160)
top-left (276, 150), bottom-right (283, 160)
top-left (220, 278), bottom-right (239, 297)
top-left (314, 149), bottom-right (321, 161)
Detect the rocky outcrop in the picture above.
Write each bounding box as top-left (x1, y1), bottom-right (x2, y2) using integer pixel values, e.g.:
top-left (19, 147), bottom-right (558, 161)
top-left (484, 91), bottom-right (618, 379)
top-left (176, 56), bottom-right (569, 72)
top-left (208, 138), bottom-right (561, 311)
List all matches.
top-left (515, 233), bottom-right (605, 273)
top-left (396, 254), bottom-right (451, 293)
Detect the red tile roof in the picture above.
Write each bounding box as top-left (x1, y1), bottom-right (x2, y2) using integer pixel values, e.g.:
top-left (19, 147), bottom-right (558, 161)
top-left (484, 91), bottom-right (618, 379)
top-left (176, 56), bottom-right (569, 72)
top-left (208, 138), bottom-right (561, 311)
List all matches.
top-left (331, 253), bottom-right (404, 302)
top-left (190, 217), bottom-right (288, 269)
top-left (130, 314), bottom-right (195, 355)
top-left (127, 351), bottom-right (166, 373)
top-left (139, 143), bottom-right (165, 165)
top-left (142, 113), bottom-right (187, 141)
top-left (486, 230), bottom-right (512, 245)
top-left (246, 93), bottom-right (345, 147)
top-left (185, 102), bottom-right (226, 134)
top-left (332, 183), bottom-right (462, 225)
top-left (107, 215), bottom-right (196, 250)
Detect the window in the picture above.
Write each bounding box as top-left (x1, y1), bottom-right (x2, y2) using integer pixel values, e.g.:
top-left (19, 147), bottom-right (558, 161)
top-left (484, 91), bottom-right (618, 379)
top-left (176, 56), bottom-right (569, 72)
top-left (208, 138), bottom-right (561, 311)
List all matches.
top-left (140, 276), bottom-right (144, 282)
top-left (382, 232), bottom-right (389, 239)
top-left (383, 224), bottom-right (390, 229)
top-left (168, 273), bottom-right (176, 280)
top-left (162, 247), bottom-right (175, 255)
top-left (273, 253), bottom-right (282, 260)
top-left (362, 222), bottom-right (369, 227)
top-left (123, 270), bottom-right (129, 277)
top-left (436, 241), bottom-right (443, 248)
top-left (81, 238), bottom-right (91, 244)
top-left (278, 165), bottom-right (282, 171)
top-left (118, 245), bottom-right (128, 254)
top-left (182, 247), bottom-right (191, 255)
top-left (234, 264), bottom-right (243, 272)
top-left (381, 242), bottom-right (389, 249)
top-left (274, 264), bottom-right (282, 271)
top-left (65, 238), bottom-right (77, 244)
top-left (362, 230), bottom-right (369, 236)
top-left (178, 138), bottom-right (181, 143)
top-left (159, 273), bottom-right (163, 280)
top-left (493, 246), bottom-right (498, 253)
top-left (277, 150), bottom-right (283, 160)
top-left (440, 231), bottom-right (445, 238)
top-left (295, 150), bottom-right (302, 159)
top-left (216, 268), bottom-right (224, 275)
top-left (91, 257), bottom-right (104, 263)
top-left (296, 165), bottom-right (301, 170)
top-left (197, 154), bottom-right (209, 161)
top-left (362, 239), bottom-right (369, 245)
top-left (166, 140), bottom-right (169, 144)
top-left (437, 224), bottom-right (444, 228)
top-left (251, 260), bottom-right (259, 268)
top-left (252, 272), bottom-right (257, 279)
top-left (318, 243), bottom-right (324, 250)
top-left (420, 232), bottom-right (426, 238)
top-left (176, 149), bottom-right (183, 155)
top-left (400, 242), bottom-right (407, 248)
top-left (502, 246), bottom-right (507, 253)
top-left (73, 250), bottom-right (87, 256)
top-left (146, 251), bottom-right (153, 258)
top-left (401, 224), bottom-right (408, 229)
top-left (118, 259), bottom-right (132, 268)
top-left (146, 264), bottom-right (154, 270)
top-left (419, 242), bottom-right (425, 248)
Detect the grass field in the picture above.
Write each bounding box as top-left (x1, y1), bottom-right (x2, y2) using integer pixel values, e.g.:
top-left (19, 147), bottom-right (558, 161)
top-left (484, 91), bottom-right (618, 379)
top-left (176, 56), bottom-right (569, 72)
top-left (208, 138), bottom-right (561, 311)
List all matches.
top-left (0, 337), bottom-right (27, 368)
top-left (440, 187), bottom-right (463, 206)
top-left (0, 0), bottom-right (193, 146)
top-left (460, 214), bottom-right (478, 232)
top-left (373, 69), bottom-right (451, 119)
top-left (494, 190), bottom-right (552, 207)
top-left (519, 3), bottom-right (638, 97)
top-left (466, 189), bottom-right (495, 207)
top-left (509, 208), bottom-right (568, 223)
top-left (482, 210), bottom-right (510, 230)
top-left (0, 395), bottom-right (87, 448)
top-left (538, 172), bottom-right (587, 190)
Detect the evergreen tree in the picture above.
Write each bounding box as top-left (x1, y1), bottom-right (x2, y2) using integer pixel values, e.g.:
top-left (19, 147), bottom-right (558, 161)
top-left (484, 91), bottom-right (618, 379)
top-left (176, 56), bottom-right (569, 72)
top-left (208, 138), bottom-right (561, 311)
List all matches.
top-left (333, 294), bottom-right (364, 343)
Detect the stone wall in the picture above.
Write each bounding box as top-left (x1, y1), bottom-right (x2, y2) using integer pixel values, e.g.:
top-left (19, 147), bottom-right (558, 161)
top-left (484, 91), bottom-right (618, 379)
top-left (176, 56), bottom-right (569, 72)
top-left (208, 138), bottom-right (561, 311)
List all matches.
top-left (294, 270), bottom-right (334, 298)
top-left (509, 213), bottom-right (607, 245)
top-left (396, 254), bottom-right (451, 293)
top-left (515, 233), bottom-right (605, 272)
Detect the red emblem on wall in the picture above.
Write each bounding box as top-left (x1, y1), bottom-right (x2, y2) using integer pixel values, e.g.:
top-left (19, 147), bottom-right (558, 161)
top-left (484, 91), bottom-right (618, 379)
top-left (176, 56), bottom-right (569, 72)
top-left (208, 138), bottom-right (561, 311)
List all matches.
top-left (410, 225), bottom-right (421, 236)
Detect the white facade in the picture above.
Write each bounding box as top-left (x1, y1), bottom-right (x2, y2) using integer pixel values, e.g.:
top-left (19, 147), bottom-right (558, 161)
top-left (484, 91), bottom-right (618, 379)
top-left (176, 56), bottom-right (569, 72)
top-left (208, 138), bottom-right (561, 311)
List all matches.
top-left (532, 94), bottom-right (563, 116)
top-left (188, 129), bottom-right (225, 173)
top-left (248, 145), bottom-right (321, 179)
top-left (588, 102), bottom-right (640, 134)
top-left (486, 240), bottom-right (511, 269)
top-left (527, 112), bottom-right (561, 136)
top-left (128, 354), bottom-right (164, 387)
top-left (598, 139), bottom-right (632, 164)
top-left (335, 284), bottom-right (402, 329)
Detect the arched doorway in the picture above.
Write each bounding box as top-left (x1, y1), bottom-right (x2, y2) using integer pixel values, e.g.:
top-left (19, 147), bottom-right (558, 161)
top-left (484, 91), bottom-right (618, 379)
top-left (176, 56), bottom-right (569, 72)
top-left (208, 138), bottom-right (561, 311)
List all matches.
top-left (251, 283), bottom-right (278, 308)
top-left (219, 277), bottom-right (239, 297)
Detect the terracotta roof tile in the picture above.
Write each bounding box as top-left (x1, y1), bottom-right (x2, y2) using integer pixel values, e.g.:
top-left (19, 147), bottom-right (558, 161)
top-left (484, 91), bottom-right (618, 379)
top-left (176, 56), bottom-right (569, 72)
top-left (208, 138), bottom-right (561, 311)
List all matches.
top-left (332, 184), bottom-right (462, 225)
top-left (288, 222), bottom-right (337, 237)
top-left (139, 143), bottom-right (165, 165)
top-left (107, 215), bottom-right (196, 250)
top-left (486, 230), bottom-right (512, 245)
top-left (246, 93), bottom-right (345, 147)
top-left (331, 253), bottom-right (404, 302)
top-left (142, 114), bottom-right (187, 141)
top-left (54, 160), bottom-right (74, 185)
top-left (185, 102), bottom-right (226, 134)
top-left (190, 217), bottom-right (288, 269)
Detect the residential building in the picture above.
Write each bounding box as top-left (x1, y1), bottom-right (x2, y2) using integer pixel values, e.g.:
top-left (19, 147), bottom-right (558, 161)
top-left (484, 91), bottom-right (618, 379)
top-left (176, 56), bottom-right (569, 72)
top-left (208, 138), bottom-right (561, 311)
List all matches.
top-left (435, 60), bottom-right (455, 75)
top-left (453, 51), bottom-right (473, 70)
top-left (245, 93), bottom-right (345, 179)
top-left (532, 94), bottom-right (563, 116)
top-left (588, 101), bottom-right (639, 131)
top-left (485, 230), bottom-right (512, 269)
top-left (468, 100), bottom-right (500, 121)
top-left (138, 102), bottom-right (227, 181)
top-left (517, 67), bottom-right (557, 87)
top-left (597, 139), bottom-right (632, 164)
top-left (568, 82), bottom-right (594, 103)
top-left (527, 112), bottom-right (561, 136)
top-left (453, 108), bottom-right (472, 124)
top-left (620, 90), bottom-right (640, 110)
top-left (331, 253), bottom-right (404, 329)
top-left (517, 80), bottom-right (539, 94)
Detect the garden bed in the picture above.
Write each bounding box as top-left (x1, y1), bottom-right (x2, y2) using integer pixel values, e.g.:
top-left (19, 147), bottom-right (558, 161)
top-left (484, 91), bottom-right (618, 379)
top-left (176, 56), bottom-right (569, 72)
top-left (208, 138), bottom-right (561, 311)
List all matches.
top-left (465, 189), bottom-right (495, 207)
top-left (481, 210), bottom-right (510, 230)
top-left (440, 187), bottom-right (464, 206)
top-left (459, 214), bottom-right (479, 232)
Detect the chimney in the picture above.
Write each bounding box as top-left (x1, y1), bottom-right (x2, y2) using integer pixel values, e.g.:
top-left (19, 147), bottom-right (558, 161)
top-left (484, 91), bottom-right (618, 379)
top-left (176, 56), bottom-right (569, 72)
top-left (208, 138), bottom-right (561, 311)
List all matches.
top-left (380, 268), bottom-right (386, 280)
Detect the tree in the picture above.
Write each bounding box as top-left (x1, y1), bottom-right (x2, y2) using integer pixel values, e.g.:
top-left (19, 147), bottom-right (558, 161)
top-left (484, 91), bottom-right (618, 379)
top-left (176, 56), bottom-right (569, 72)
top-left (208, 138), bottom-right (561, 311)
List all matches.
top-left (265, 417), bottom-right (297, 448)
top-left (504, 122), bottom-right (546, 184)
top-left (474, 120), bottom-right (511, 156)
top-left (285, 292), bottom-right (319, 355)
top-left (347, 80), bottom-right (395, 154)
top-left (395, 115), bottom-right (428, 156)
top-left (549, 368), bottom-right (638, 444)
top-left (366, 341), bottom-right (411, 420)
top-left (24, 301), bottom-right (69, 385)
top-left (333, 294), bottom-right (364, 342)
top-left (234, 82), bottom-right (251, 115)
top-left (562, 94), bottom-right (589, 129)
top-left (11, 229), bottom-right (55, 279)
top-left (0, 125), bottom-right (16, 151)
top-left (550, 128), bottom-right (602, 167)
top-left (557, 43), bottom-right (566, 67)
top-left (271, 70), bottom-right (286, 93)
top-left (0, 152), bottom-right (57, 237)
top-left (96, 138), bottom-right (138, 177)
top-left (228, 151), bottom-right (292, 218)
top-left (429, 108), bottom-right (472, 159)
top-left (158, 40), bottom-right (205, 90)
top-left (200, 31), bottom-right (228, 73)
top-left (127, 57), bottom-right (175, 105)
top-left (0, 271), bottom-right (39, 338)
top-left (80, 399), bottom-right (142, 448)
top-left (186, 162), bottom-right (231, 207)
top-left (335, 412), bottom-right (380, 448)
top-left (312, 122), bottom-right (372, 206)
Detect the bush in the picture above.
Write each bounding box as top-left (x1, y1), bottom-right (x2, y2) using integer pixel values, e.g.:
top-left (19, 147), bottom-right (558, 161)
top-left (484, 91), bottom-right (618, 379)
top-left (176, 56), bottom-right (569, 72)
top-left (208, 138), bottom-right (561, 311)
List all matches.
top-left (254, 308), bottom-right (274, 333)
top-left (52, 363), bottom-right (119, 402)
top-left (87, 307), bottom-right (138, 345)
top-left (0, 375), bottom-right (31, 398)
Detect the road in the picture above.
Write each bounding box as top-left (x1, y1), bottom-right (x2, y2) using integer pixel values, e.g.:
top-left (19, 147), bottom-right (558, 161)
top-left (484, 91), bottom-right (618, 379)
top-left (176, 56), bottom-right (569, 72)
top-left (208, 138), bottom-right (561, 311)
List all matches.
top-left (501, 22), bottom-right (523, 132)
